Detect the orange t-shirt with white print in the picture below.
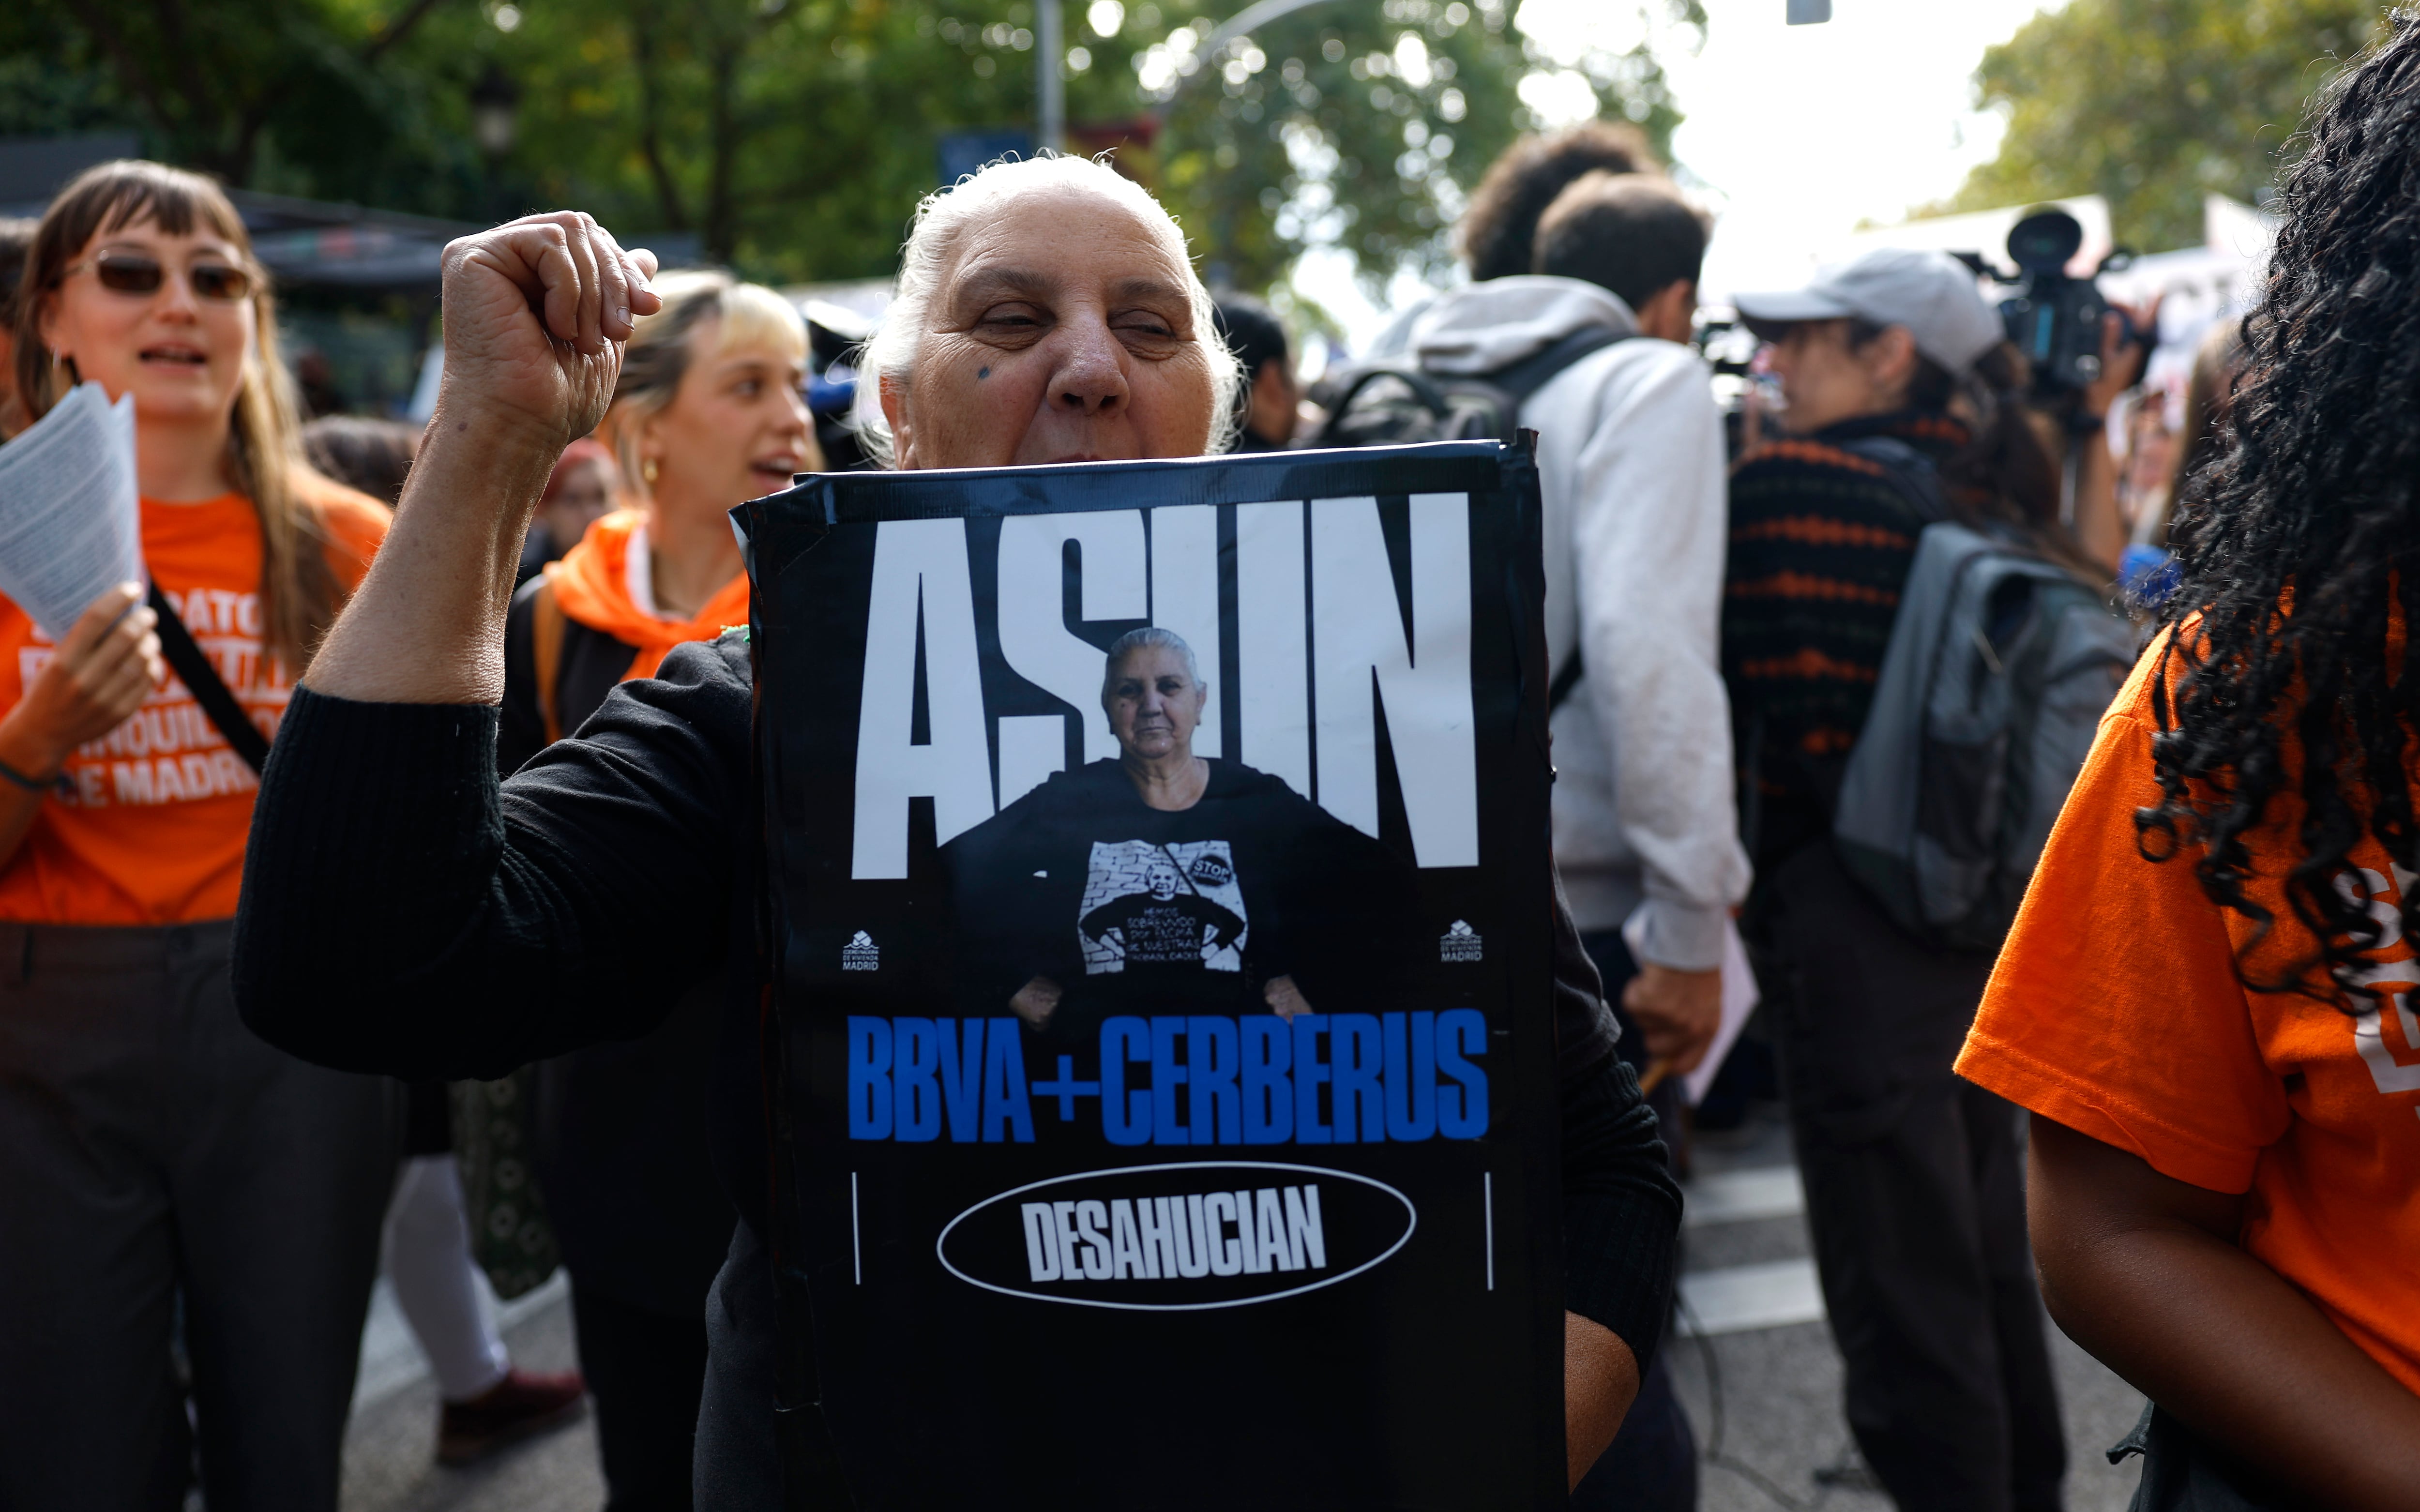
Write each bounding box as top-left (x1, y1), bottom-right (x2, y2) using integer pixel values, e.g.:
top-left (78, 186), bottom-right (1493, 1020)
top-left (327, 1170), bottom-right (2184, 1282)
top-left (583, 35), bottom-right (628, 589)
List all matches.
top-left (0, 477), bottom-right (387, 924)
top-left (1958, 634), bottom-right (2420, 1396)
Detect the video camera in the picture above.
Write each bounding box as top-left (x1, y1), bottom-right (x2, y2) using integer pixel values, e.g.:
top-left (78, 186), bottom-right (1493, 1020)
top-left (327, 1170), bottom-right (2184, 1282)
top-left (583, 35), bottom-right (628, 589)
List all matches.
top-left (1966, 208), bottom-right (2143, 399)
top-left (1691, 315), bottom-right (1768, 462)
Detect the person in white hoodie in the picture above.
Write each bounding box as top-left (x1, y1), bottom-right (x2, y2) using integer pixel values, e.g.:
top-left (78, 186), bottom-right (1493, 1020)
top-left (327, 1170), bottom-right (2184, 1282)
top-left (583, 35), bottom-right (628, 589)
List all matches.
top-left (1410, 168), bottom-right (1749, 1511)
top-left (1414, 171), bottom-right (1749, 1077)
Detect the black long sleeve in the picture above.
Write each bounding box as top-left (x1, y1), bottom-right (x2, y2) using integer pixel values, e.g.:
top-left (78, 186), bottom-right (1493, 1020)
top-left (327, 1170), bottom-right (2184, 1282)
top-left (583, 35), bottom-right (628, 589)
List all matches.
top-left (1561, 1054), bottom-right (1681, 1373)
top-left (234, 627), bottom-right (1680, 1362)
top-left (1550, 860), bottom-right (1683, 1367)
top-left (234, 634), bottom-right (753, 1084)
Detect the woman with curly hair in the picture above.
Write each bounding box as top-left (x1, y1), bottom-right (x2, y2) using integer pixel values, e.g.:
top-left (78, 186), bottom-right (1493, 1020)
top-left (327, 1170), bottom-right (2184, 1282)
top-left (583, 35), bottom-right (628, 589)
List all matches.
top-left (1958, 19), bottom-right (2420, 1510)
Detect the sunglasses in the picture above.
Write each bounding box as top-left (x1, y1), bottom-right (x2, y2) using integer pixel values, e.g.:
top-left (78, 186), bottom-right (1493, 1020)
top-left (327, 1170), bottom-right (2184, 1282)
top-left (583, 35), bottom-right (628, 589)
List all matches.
top-left (70, 251), bottom-right (256, 303)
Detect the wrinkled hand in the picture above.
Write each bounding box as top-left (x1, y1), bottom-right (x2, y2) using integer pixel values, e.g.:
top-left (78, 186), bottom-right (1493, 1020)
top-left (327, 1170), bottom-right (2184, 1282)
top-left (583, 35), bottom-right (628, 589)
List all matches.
top-left (436, 212), bottom-right (661, 450)
top-left (2082, 298), bottom-right (2160, 420)
top-left (0, 582), bottom-right (162, 775)
top-left (1011, 976), bottom-right (1063, 1029)
top-left (1264, 975), bottom-right (1312, 1021)
top-left (1623, 962), bottom-right (1722, 1075)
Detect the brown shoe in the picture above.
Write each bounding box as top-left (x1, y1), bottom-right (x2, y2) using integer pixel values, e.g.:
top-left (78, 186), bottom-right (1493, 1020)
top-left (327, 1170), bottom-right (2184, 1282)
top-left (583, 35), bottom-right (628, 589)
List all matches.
top-left (436, 1368), bottom-right (588, 1466)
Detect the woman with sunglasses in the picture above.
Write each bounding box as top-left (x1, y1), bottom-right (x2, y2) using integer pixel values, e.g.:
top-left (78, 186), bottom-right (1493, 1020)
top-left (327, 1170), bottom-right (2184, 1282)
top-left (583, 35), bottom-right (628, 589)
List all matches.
top-left (0, 161), bottom-right (398, 1512)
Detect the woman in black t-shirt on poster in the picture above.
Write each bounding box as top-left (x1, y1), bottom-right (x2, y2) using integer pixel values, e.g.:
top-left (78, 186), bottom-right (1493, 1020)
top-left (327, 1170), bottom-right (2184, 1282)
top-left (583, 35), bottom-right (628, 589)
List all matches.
top-left (943, 628), bottom-right (1419, 1042)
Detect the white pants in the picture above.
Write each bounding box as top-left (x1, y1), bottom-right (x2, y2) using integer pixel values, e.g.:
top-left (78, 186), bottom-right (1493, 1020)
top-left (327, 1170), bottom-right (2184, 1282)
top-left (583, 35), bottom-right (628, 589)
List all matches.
top-left (382, 1154), bottom-right (510, 1403)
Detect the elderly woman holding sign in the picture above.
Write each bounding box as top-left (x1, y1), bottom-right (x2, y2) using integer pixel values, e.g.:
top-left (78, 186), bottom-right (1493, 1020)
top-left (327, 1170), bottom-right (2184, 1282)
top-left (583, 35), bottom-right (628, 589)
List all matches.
top-left (234, 156), bottom-right (1678, 1500)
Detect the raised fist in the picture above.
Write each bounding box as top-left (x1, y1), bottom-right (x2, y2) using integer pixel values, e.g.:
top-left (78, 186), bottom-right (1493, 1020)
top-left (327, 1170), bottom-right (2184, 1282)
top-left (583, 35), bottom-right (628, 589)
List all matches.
top-left (434, 212), bottom-right (661, 449)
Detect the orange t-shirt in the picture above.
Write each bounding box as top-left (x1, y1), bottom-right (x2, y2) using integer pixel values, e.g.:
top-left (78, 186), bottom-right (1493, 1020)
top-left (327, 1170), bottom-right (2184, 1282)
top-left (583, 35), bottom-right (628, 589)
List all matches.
top-left (0, 478), bottom-right (388, 924)
top-left (1958, 638), bottom-right (2420, 1396)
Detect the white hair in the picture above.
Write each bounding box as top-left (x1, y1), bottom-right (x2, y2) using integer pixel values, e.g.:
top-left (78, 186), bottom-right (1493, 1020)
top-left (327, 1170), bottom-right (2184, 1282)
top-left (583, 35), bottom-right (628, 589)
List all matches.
top-left (1101, 626), bottom-right (1204, 705)
top-left (853, 153), bottom-right (1244, 467)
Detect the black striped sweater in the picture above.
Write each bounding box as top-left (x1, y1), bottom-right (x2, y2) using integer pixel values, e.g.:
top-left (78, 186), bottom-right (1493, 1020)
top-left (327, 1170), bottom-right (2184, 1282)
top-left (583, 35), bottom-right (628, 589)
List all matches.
top-left (1722, 410), bottom-right (1968, 870)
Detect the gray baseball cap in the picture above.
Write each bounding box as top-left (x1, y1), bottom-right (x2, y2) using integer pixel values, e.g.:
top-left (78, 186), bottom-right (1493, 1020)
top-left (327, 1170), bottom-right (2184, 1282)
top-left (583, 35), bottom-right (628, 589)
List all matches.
top-left (1733, 247), bottom-right (2003, 374)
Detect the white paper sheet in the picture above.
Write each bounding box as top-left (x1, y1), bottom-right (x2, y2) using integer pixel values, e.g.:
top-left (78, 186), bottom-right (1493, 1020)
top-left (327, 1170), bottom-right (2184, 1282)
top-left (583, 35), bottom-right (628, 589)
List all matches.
top-left (1624, 910), bottom-right (1761, 1106)
top-left (0, 382), bottom-right (144, 640)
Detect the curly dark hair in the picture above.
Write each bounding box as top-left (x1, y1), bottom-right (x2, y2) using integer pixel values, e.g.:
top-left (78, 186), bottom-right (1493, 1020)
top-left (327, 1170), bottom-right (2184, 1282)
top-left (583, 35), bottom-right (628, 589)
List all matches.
top-left (2140, 14), bottom-right (2420, 1005)
top-left (1457, 121), bottom-right (1659, 283)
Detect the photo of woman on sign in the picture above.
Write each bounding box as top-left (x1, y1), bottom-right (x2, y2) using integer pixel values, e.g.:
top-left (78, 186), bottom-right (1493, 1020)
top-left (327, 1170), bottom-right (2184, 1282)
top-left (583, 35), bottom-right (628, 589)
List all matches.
top-left (942, 626), bottom-right (1421, 1041)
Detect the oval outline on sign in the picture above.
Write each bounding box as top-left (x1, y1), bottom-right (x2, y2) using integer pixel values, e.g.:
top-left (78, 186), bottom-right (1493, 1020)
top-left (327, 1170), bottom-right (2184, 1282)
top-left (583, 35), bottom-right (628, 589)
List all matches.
top-left (935, 1160), bottom-right (1418, 1312)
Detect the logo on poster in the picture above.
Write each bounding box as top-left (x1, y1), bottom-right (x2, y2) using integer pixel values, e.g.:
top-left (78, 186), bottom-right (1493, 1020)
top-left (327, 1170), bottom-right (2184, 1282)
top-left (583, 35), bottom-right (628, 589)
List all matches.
top-left (1440, 920), bottom-right (1483, 962)
top-left (842, 931), bottom-right (880, 971)
top-left (935, 1161), bottom-right (1416, 1310)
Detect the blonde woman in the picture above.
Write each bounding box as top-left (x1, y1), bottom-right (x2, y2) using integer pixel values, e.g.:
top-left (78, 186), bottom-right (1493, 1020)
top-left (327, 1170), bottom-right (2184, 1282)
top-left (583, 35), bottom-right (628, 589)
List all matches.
top-left (502, 270), bottom-right (818, 752)
top-left (0, 161), bottom-right (395, 1511)
top-left (499, 269), bottom-right (817, 1507)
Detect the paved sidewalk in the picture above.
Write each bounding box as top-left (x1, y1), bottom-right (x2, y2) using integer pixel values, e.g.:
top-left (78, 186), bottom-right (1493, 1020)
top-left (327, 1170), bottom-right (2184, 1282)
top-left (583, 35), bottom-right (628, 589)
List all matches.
top-left (1669, 1105), bottom-right (2147, 1512)
top-left (340, 1277), bottom-right (601, 1512)
top-left (339, 1102), bottom-right (2149, 1511)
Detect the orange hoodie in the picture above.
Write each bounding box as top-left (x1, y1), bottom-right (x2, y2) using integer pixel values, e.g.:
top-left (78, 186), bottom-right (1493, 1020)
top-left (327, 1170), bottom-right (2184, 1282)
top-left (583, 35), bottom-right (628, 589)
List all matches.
top-left (545, 509), bottom-right (751, 681)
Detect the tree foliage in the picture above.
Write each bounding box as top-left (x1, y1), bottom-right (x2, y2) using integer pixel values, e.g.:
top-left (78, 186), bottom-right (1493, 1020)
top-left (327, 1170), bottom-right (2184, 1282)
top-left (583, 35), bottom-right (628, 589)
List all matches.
top-left (3, 0), bottom-right (1700, 293)
top-left (1134, 0), bottom-right (1700, 291)
top-left (0, 0), bottom-right (496, 207)
top-left (1951, 0), bottom-right (2390, 252)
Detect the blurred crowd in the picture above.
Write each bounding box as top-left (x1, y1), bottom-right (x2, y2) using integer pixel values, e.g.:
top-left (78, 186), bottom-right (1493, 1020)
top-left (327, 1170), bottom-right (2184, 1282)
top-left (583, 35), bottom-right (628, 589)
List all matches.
top-left (0, 13), bottom-right (2414, 1512)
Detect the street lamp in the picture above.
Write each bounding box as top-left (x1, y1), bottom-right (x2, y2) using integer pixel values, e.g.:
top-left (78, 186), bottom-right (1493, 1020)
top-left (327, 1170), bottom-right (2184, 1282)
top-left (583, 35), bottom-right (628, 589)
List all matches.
top-left (1038, 0), bottom-right (1065, 153)
top-left (1786, 0), bottom-right (1832, 21)
top-left (471, 62), bottom-right (521, 156)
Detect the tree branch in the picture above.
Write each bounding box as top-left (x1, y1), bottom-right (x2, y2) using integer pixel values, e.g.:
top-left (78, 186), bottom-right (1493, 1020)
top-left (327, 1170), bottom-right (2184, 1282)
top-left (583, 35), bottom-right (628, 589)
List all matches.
top-left (365, 0), bottom-right (453, 63)
top-left (66, 0), bottom-right (185, 140)
top-left (147, 0), bottom-right (234, 171)
top-left (704, 39), bottom-right (740, 263)
top-left (629, 9), bottom-right (691, 231)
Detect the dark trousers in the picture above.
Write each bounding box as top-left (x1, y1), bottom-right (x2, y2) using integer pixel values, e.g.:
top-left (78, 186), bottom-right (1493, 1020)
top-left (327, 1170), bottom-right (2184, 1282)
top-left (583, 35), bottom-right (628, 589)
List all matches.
top-left (1570, 928), bottom-right (1697, 1512)
top-left (574, 1281), bottom-right (713, 1512)
top-left (1758, 844), bottom-right (2065, 1512)
top-left (0, 921), bottom-right (398, 1512)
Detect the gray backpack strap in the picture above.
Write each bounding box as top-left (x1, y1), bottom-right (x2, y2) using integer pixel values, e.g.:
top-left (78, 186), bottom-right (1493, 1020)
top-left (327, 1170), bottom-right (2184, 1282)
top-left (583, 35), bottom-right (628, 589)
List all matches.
top-left (1490, 326), bottom-right (1628, 414)
top-left (1547, 652), bottom-right (1587, 714)
top-left (1838, 435), bottom-right (1949, 525)
top-left (1520, 325), bottom-right (1634, 708)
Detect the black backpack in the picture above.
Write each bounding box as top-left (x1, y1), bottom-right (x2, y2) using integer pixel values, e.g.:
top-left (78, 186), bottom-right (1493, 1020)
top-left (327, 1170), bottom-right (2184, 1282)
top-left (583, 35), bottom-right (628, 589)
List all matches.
top-left (1314, 325), bottom-right (1635, 714)
top-left (1309, 326), bottom-right (1629, 448)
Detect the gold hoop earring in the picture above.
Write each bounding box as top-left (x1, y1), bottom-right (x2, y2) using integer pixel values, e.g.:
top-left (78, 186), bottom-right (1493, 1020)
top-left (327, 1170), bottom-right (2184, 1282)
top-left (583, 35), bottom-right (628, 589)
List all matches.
top-left (642, 457), bottom-right (659, 484)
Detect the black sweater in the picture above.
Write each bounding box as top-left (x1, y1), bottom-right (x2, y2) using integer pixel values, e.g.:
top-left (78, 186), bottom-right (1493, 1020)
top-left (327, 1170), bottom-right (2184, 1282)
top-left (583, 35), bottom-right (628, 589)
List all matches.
top-left (233, 636), bottom-right (1679, 1365)
top-left (497, 578), bottom-right (737, 1317)
top-left (1724, 410), bottom-right (1968, 871)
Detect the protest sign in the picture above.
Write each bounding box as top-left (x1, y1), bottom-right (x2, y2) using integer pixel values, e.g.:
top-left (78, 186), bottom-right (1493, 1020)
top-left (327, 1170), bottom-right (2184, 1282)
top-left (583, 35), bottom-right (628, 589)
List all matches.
top-left (741, 440), bottom-right (1563, 1510)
